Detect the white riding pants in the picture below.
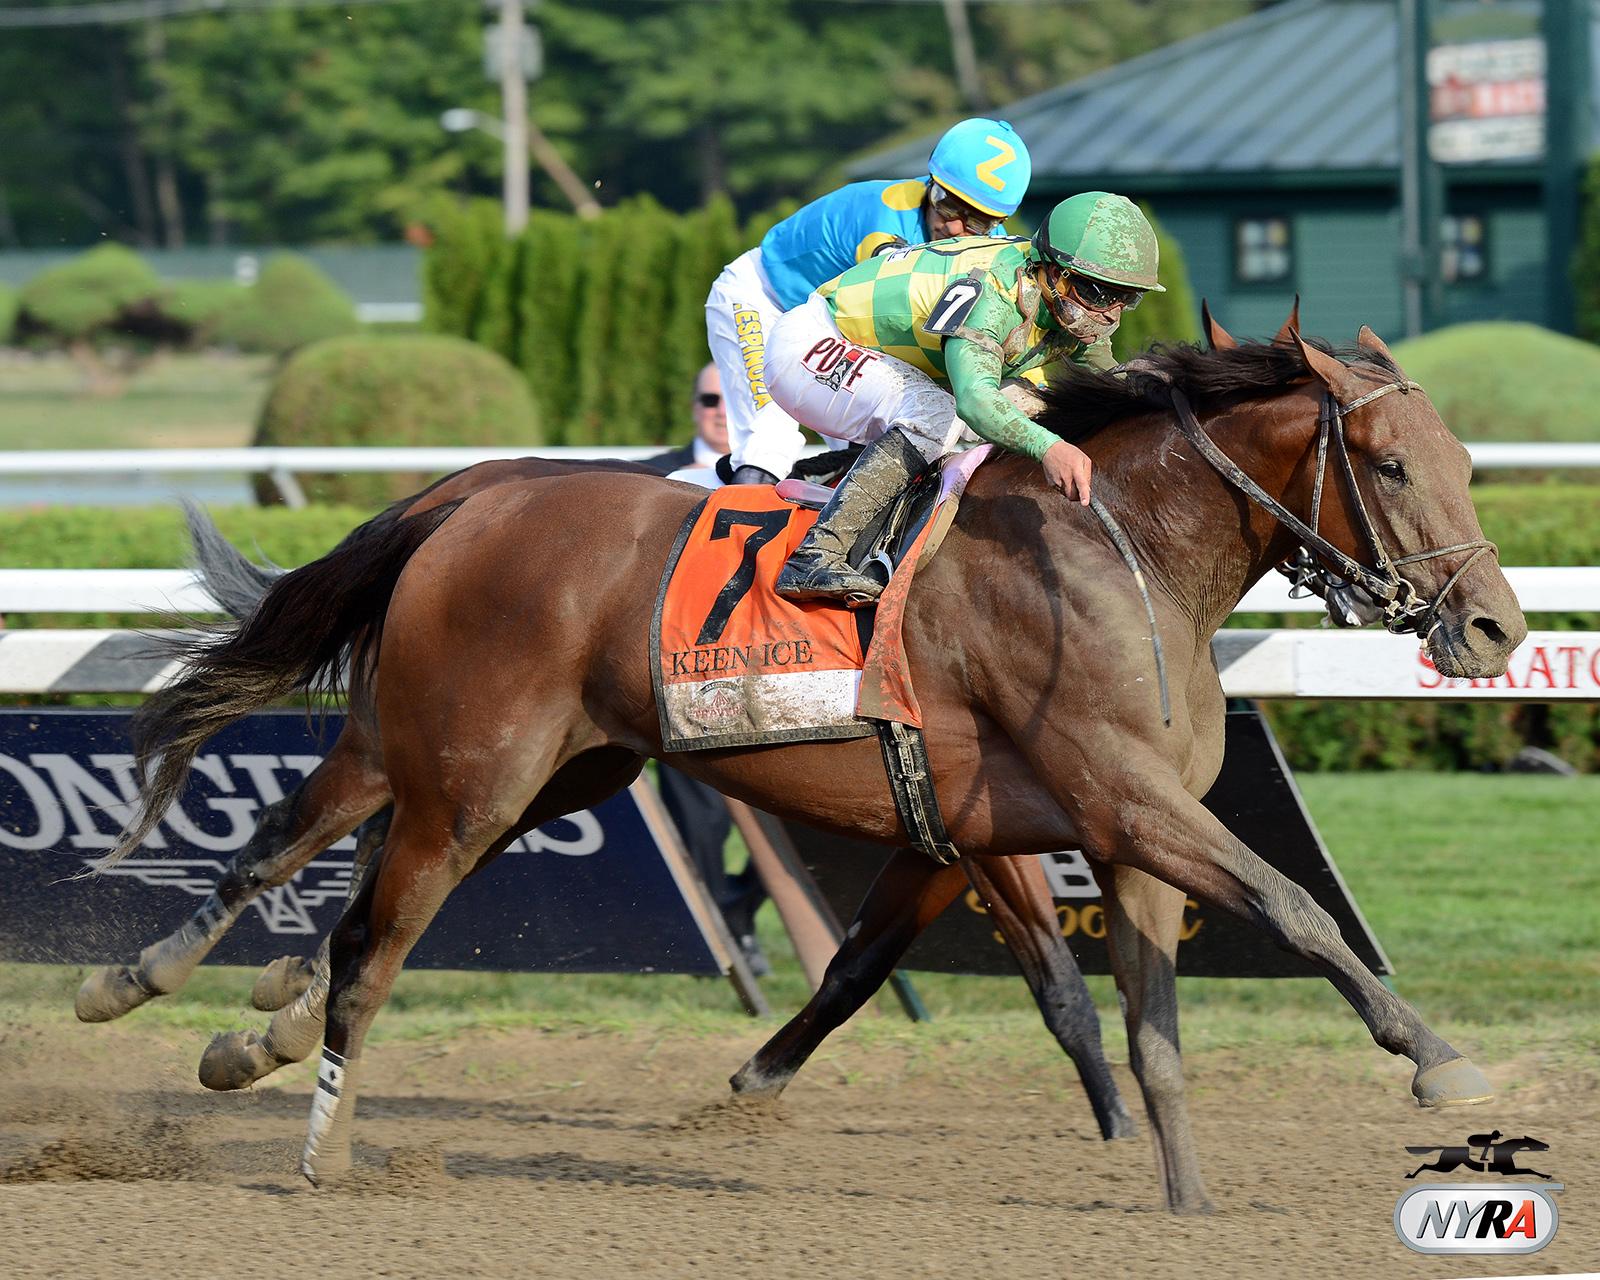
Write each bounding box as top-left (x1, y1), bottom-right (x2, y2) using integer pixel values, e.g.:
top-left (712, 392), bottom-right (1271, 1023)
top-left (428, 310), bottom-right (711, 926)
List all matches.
top-left (765, 292), bottom-right (982, 465)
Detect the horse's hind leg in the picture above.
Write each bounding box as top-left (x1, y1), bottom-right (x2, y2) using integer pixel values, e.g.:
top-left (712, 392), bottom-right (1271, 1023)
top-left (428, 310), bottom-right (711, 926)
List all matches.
top-left (964, 855), bottom-right (1137, 1141)
top-left (731, 848), bottom-right (964, 1097)
top-left (74, 732), bottom-right (387, 1022)
top-left (198, 810), bottom-right (390, 1091)
top-left (1097, 864), bottom-right (1212, 1214)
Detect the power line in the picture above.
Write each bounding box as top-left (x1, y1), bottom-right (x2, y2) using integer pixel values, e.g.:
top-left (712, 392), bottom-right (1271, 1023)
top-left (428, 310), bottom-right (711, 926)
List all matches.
top-left (0, 0), bottom-right (434, 30)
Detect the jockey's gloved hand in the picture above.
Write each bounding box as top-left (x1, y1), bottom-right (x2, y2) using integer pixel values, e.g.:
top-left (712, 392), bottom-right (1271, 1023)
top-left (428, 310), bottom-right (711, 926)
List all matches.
top-left (1042, 440), bottom-right (1093, 505)
top-left (730, 465), bottom-right (779, 487)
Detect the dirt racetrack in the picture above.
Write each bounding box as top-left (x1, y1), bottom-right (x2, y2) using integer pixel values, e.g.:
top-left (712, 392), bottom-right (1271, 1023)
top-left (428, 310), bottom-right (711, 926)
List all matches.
top-left (2, 1016), bottom-right (1595, 1278)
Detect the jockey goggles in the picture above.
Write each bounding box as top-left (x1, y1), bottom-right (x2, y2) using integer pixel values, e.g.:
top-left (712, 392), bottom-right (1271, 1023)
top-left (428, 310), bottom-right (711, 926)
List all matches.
top-left (1047, 265), bottom-right (1145, 314)
top-left (928, 182), bottom-right (1006, 235)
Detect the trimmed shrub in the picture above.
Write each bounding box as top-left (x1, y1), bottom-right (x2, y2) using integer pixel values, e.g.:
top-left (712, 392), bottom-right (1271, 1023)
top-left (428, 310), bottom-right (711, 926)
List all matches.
top-left (251, 333), bottom-right (540, 505)
top-left (215, 254), bottom-right (359, 356)
top-left (166, 279), bottom-right (248, 344)
top-left (0, 281), bottom-right (17, 344)
top-left (516, 210), bottom-right (584, 437)
top-left (1111, 204), bottom-right (1200, 361)
top-left (421, 198), bottom-right (505, 341)
top-left (1392, 322), bottom-right (1600, 444)
top-left (16, 244), bottom-right (163, 342)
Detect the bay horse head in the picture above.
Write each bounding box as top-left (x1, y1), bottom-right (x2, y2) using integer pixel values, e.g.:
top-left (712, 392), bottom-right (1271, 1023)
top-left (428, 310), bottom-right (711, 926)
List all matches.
top-left (1285, 325), bottom-right (1526, 677)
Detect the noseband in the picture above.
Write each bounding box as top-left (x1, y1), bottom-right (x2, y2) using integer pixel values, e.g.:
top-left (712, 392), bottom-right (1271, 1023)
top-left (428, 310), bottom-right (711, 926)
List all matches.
top-left (1163, 375), bottom-right (1497, 637)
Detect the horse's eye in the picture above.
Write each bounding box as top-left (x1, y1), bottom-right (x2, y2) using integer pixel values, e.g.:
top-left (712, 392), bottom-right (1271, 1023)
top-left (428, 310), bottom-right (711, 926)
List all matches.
top-left (1376, 459), bottom-right (1406, 483)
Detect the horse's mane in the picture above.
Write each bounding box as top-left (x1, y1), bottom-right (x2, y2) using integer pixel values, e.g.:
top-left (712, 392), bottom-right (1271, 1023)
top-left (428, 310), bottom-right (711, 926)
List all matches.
top-left (1036, 338), bottom-right (1403, 442)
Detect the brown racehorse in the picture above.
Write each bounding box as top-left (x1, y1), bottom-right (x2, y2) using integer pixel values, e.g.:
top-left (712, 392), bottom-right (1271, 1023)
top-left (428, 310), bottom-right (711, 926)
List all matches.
top-left (75, 462), bottom-right (1134, 1140)
top-left (103, 328), bottom-right (1525, 1210)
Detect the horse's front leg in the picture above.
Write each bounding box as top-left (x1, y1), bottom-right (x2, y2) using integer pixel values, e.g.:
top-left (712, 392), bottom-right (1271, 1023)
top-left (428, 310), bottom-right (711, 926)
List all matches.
top-left (1094, 863), bottom-right (1211, 1212)
top-left (1074, 759), bottom-right (1490, 1108)
top-left (731, 848), bottom-right (963, 1097)
top-left (964, 855), bottom-right (1136, 1140)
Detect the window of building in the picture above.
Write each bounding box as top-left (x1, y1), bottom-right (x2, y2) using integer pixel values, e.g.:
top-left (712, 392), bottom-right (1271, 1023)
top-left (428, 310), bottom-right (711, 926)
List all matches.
top-left (1441, 214), bottom-right (1487, 283)
top-left (1234, 216), bottom-right (1293, 284)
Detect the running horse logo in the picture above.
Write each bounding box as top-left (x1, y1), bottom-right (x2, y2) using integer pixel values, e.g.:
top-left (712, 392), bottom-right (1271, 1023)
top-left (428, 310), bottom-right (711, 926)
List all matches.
top-left (1405, 1132), bottom-right (1554, 1181)
top-left (86, 858), bottom-right (355, 935)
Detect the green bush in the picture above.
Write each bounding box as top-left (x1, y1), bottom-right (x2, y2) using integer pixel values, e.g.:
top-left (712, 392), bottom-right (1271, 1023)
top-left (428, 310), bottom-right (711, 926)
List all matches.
top-left (251, 332), bottom-right (540, 505)
top-left (0, 281), bottom-right (17, 343)
top-left (1111, 203), bottom-right (1200, 361)
top-left (421, 198), bottom-right (505, 342)
top-left (1391, 322), bottom-right (1600, 444)
top-left (516, 210), bottom-right (584, 432)
top-left (166, 279), bottom-right (248, 344)
top-left (16, 244), bottom-right (163, 342)
top-left (215, 253), bottom-right (359, 356)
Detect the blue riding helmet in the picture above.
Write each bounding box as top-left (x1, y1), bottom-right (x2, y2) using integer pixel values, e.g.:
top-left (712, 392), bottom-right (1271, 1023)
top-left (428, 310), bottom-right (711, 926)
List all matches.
top-left (927, 118), bottom-right (1032, 219)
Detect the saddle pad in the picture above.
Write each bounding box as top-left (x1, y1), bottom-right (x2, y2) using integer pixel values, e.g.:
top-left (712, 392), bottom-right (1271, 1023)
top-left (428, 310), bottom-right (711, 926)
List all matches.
top-left (653, 489), bottom-right (875, 751)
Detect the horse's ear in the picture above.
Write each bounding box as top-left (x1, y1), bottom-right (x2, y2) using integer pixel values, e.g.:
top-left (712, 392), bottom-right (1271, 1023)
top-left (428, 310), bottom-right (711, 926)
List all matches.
top-left (1201, 299), bottom-right (1238, 351)
top-left (1290, 327), bottom-right (1350, 389)
top-left (1356, 324), bottom-right (1398, 364)
top-left (1272, 294), bottom-right (1301, 346)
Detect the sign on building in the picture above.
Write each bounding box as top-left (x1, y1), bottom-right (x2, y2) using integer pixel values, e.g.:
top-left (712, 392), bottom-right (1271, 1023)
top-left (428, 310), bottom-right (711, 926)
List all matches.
top-left (1429, 38), bottom-right (1545, 163)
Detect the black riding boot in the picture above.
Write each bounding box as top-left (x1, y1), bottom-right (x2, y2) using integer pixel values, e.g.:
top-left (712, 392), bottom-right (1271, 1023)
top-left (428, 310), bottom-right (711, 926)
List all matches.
top-left (775, 428), bottom-right (929, 605)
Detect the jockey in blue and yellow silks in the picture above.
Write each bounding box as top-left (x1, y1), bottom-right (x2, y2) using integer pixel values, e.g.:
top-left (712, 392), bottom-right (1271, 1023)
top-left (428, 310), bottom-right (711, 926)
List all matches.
top-left (702, 118), bottom-right (1033, 486)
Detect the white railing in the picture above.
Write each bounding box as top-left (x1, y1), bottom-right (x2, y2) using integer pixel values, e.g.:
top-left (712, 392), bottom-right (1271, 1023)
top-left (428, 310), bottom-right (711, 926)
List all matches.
top-left (0, 441), bottom-right (1594, 507)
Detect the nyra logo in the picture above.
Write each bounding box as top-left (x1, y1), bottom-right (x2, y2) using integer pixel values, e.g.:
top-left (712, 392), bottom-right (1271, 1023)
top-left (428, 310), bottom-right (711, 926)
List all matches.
top-left (1394, 1131), bottom-right (1561, 1255)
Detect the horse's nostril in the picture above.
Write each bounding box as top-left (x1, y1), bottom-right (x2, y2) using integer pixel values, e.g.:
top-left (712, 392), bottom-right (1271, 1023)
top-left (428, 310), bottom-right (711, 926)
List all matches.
top-left (1470, 616), bottom-right (1509, 649)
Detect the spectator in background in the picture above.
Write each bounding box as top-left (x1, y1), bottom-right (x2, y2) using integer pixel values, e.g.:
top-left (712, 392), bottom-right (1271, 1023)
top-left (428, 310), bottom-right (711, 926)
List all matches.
top-left (649, 364), bottom-right (728, 489)
top-left (644, 364), bottom-right (769, 973)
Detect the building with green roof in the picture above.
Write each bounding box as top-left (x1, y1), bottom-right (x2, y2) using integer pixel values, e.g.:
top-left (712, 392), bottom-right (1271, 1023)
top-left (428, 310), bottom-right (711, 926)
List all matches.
top-left (852, 0), bottom-right (1595, 342)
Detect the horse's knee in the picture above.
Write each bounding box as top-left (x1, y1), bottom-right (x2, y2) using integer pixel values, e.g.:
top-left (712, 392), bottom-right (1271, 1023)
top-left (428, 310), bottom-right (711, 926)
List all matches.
top-left (1130, 1026), bottom-right (1186, 1104)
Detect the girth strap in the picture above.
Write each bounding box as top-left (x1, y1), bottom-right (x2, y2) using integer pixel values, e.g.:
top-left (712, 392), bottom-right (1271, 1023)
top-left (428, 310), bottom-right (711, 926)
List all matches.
top-left (875, 719), bottom-right (961, 865)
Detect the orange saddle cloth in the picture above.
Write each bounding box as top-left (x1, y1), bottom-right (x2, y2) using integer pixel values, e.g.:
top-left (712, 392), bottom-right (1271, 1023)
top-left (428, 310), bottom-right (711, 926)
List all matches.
top-left (653, 488), bottom-right (875, 751)
top-left (652, 447), bottom-right (992, 752)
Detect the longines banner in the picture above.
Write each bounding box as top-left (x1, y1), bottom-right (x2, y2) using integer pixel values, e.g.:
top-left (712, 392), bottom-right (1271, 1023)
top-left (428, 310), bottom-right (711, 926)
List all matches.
top-left (0, 709), bottom-right (724, 975)
top-left (790, 708), bottom-right (1392, 979)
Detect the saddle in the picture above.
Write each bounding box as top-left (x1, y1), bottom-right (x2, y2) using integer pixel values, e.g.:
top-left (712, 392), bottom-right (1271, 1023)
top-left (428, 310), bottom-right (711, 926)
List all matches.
top-left (654, 448), bottom-right (988, 865)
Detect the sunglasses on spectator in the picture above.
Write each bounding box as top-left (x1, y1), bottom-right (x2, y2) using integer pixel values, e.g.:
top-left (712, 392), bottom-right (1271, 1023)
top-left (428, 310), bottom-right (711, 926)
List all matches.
top-left (1053, 269), bottom-right (1144, 313)
top-left (695, 392), bottom-right (722, 408)
top-left (928, 183), bottom-right (1006, 235)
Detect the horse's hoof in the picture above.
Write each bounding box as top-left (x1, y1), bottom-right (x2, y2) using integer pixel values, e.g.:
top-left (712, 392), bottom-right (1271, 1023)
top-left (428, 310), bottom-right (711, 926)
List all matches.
top-left (74, 965), bottom-right (152, 1022)
top-left (251, 955), bottom-right (314, 1011)
top-left (1413, 1056), bottom-right (1494, 1107)
top-left (1104, 1105), bottom-right (1141, 1142)
top-left (199, 1029), bottom-right (277, 1091)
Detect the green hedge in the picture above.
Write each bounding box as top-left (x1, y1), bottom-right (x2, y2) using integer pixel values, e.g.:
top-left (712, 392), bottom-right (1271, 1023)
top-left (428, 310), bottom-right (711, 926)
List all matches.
top-left (15, 244), bottom-right (165, 343)
top-left (214, 253), bottom-right (359, 356)
top-left (0, 281), bottom-right (17, 343)
top-left (2, 483), bottom-right (1598, 769)
top-left (424, 196), bottom-right (1200, 444)
top-left (251, 332), bottom-right (540, 506)
top-left (1391, 322), bottom-right (1600, 444)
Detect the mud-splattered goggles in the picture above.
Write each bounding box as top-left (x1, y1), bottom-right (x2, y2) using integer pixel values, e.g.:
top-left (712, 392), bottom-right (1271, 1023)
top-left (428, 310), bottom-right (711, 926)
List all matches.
top-left (927, 183), bottom-right (1006, 235)
top-left (1050, 267), bottom-right (1145, 314)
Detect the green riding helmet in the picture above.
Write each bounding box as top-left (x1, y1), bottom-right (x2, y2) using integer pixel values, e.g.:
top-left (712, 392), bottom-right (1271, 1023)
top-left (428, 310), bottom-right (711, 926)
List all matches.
top-left (1029, 192), bottom-right (1165, 292)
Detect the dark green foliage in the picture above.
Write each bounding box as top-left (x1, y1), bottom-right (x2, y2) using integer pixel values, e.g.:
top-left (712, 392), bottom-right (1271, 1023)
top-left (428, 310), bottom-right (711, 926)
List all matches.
top-left (16, 245), bottom-right (163, 342)
top-left (252, 333), bottom-right (539, 505)
top-left (422, 199), bottom-right (506, 341)
top-left (516, 211), bottom-right (584, 437)
top-left (0, 282), bottom-right (17, 344)
top-left (1574, 151), bottom-right (1600, 343)
top-left (1391, 322), bottom-right (1600, 445)
top-left (215, 254), bottom-right (359, 356)
top-left (1111, 204), bottom-right (1200, 361)
top-left (664, 196), bottom-right (742, 426)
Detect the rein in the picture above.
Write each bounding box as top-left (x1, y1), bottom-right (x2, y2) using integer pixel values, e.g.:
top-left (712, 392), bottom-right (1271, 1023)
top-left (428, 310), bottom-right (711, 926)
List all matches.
top-left (1164, 377), bottom-right (1498, 638)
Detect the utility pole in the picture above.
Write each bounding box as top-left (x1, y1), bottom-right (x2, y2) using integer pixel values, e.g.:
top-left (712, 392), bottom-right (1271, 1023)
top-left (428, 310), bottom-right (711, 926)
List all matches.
top-left (941, 0), bottom-right (987, 110)
top-left (499, 0), bottom-right (529, 235)
top-left (1543, 0), bottom-right (1591, 333)
top-left (1398, 0), bottom-right (1442, 337)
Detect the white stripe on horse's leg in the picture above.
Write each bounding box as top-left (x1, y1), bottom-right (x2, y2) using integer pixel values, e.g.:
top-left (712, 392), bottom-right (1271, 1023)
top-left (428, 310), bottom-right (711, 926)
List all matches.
top-left (301, 1047), bottom-right (359, 1186)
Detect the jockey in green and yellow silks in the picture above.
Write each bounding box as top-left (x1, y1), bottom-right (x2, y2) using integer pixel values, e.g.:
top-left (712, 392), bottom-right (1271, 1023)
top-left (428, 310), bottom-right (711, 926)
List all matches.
top-left (764, 192), bottom-right (1164, 605)
top-left (702, 118), bottom-right (1033, 487)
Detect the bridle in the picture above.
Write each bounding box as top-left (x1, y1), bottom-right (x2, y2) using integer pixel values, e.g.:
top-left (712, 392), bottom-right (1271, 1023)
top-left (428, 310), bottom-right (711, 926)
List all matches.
top-left (1162, 373), bottom-right (1498, 637)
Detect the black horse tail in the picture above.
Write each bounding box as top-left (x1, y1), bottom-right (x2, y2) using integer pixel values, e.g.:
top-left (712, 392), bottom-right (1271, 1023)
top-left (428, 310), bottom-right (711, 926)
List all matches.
top-left (99, 498), bottom-right (462, 869)
top-left (182, 499), bottom-right (285, 621)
